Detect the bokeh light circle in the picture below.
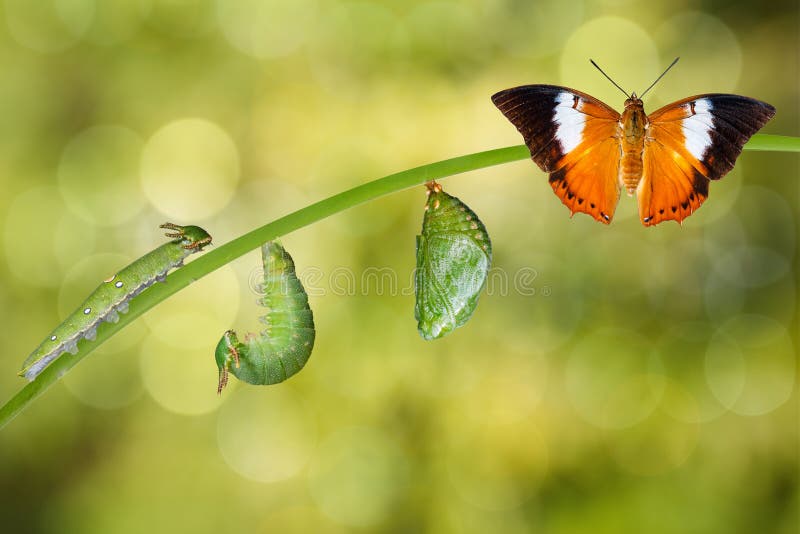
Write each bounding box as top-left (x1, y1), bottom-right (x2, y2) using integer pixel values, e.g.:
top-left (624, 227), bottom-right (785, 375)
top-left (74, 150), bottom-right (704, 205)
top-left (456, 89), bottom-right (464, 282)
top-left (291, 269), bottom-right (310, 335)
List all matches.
top-left (217, 386), bottom-right (316, 483)
top-left (713, 245), bottom-right (790, 289)
top-left (141, 119), bottom-right (240, 220)
top-left (83, 0), bottom-right (152, 46)
top-left (139, 335), bottom-right (220, 416)
top-left (643, 237), bottom-right (708, 306)
top-left (311, 300), bottom-right (407, 400)
top-left (583, 231), bottom-right (652, 302)
top-left (143, 264), bottom-right (239, 349)
top-left (704, 185), bottom-right (795, 258)
top-left (446, 422), bottom-right (548, 510)
top-left (4, 186), bottom-right (96, 288)
top-left (58, 125), bottom-right (146, 227)
top-left (651, 322), bottom-right (728, 423)
top-left (704, 258), bottom-right (747, 322)
top-left (566, 327), bottom-right (663, 429)
top-left (307, 2), bottom-right (406, 92)
top-left (688, 165), bottom-right (744, 227)
top-left (140, 264), bottom-right (238, 416)
top-left (461, 348), bottom-right (548, 425)
top-left (405, 2), bottom-right (484, 65)
top-left (62, 344), bottom-right (144, 410)
top-left (400, 329), bottom-right (490, 399)
top-left (4, 0), bottom-right (94, 53)
top-left (560, 17), bottom-right (659, 103)
top-left (216, 0), bottom-right (317, 59)
top-left (503, 253), bottom-right (584, 353)
top-left (606, 379), bottom-right (699, 476)
top-left (490, 0), bottom-right (585, 59)
top-left (654, 12), bottom-right (742, 96)
top-left (705, 314), bottom-right (794, 416)
top-left (146, 0), bottom-right (217, 38)
top-left (705, 186), bottom-right (795, 291)
top-left (258, 506), bottom-right (346, 534)
top-left (308, 426), bottom-right (407, 528)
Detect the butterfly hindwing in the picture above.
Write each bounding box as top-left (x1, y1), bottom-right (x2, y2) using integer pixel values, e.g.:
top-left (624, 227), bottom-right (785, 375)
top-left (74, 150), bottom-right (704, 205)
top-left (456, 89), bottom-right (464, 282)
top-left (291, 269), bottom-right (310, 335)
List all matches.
top-left (639, 138), bottom-right (709, 225)
top-left (640, 94), bottom-right (776, 225)
top-left (548, 131), bottom-right (622, 223)
top-left (492, 85), bottom-right (623, 223)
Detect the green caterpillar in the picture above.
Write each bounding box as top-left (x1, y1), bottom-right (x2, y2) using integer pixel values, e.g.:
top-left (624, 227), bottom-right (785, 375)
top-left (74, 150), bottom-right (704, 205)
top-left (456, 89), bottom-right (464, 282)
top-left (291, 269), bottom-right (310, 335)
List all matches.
top-left (215, 241), bottom-right (315, 393)
top-left (20, 223), bottom-right (212, 381)
top-left (415, 181), bottom-right (492, 340)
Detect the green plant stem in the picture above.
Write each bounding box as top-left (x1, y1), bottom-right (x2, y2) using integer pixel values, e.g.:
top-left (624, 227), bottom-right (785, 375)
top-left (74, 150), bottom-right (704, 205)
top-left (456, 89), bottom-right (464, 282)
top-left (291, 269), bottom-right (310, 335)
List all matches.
top-left (0, 133), bottom-right (797, 429)
top-left (742, 134), bottom-right (800, 151)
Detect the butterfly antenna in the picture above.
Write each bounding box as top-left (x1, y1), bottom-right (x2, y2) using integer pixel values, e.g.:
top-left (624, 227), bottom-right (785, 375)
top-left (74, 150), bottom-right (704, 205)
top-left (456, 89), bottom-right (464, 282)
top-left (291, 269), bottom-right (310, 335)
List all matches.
top-left (640, 57), bottom-right (680, 98)
top-left (590, 59), bottom-right (630, 98)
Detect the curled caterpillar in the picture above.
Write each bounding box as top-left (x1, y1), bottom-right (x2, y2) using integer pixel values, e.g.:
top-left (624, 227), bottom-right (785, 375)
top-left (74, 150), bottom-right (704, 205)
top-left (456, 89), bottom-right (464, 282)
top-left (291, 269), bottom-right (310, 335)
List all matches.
top-left (415, 181), bottom-right (492, 340)
top-left (215, 241), bottom-right (315, 393)
top-left (19, 223), bottom-right (212, 381)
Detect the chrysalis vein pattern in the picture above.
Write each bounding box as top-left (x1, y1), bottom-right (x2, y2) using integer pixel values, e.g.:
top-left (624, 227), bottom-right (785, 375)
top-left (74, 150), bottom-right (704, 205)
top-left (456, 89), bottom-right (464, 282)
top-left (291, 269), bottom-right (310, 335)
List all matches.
top-left (415, 181), bottom-right (492, 340)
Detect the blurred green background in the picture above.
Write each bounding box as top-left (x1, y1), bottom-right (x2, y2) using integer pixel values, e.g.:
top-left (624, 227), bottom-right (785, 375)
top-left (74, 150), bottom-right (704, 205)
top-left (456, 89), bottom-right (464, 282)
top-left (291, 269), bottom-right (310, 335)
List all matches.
top-left (0, 0), bottom-right (797, 532)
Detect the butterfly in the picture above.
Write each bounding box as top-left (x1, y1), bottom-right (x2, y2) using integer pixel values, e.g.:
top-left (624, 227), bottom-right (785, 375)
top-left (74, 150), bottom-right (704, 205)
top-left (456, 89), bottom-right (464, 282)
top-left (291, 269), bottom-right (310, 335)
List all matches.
top-left (491, 58), bottom-right (776, 226)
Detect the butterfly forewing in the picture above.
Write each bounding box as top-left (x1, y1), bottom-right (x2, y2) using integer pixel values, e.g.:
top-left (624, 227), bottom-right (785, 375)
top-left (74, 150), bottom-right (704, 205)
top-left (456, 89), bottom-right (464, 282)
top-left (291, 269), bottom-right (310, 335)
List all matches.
top-left (647, 94), bottom-right (776, 180)
top-left (638, 139), bottom-right (708, 225)
top-left (640, 94), bottom-right (776, 225)
top-left (548, 132), bottom-right (622, 223)
top-left (492, 85), bottom-right (624, 223)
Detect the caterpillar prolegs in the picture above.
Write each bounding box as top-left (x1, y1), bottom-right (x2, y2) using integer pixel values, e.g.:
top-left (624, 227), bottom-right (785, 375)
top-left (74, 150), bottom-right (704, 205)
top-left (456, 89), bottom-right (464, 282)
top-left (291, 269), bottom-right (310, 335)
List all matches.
top-left (20, 223), bottom-right (212, 381)
top-left (215, 241), bottom-right (315, 393)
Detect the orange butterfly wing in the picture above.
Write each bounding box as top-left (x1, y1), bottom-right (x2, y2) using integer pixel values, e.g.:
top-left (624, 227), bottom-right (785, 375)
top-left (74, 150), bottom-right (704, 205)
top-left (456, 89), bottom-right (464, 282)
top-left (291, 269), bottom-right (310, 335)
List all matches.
top-left (639, 94), bottom-right (775, 226)
top-left (492, 86), bottom-right (623, 224)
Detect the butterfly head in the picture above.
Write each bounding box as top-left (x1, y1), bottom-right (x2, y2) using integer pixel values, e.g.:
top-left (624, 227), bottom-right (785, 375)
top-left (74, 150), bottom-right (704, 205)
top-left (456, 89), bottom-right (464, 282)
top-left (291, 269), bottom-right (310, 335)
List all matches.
top-left (624, 93), bottom-right (644, 110)
top-left (591, 57), bottom-right (680, 107)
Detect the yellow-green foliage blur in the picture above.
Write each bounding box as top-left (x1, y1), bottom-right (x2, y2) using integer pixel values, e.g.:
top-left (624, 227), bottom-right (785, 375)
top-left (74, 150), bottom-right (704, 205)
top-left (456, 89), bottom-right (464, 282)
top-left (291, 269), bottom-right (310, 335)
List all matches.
top-left (0, 1), bottom-right (796, 533)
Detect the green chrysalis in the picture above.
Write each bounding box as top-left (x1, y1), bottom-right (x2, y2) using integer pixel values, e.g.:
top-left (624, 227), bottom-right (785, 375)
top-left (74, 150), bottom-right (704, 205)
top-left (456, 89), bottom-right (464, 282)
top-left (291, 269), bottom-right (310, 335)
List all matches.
top-left (215, 241), bottom-right (315, 393)
top-left (415, 181), bottom-right (492, 340)
top-left (19, 223), bottom-right (212, 381)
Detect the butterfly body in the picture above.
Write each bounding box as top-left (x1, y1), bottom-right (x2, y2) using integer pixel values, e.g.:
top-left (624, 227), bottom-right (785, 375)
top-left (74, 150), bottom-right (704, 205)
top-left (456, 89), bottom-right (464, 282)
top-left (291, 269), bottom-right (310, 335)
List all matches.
top-left (493, 83), bottom-right (775, 226)
top-left (619, 94), bottom-right (647, 194)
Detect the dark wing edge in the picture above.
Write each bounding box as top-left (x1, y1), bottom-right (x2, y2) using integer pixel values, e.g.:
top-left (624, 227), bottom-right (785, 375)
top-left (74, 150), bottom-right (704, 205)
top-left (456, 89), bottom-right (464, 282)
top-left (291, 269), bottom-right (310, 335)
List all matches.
top-left (491, 85), bottom-right (620, 173)
top-left (649, 94), bottom-right (776, 181)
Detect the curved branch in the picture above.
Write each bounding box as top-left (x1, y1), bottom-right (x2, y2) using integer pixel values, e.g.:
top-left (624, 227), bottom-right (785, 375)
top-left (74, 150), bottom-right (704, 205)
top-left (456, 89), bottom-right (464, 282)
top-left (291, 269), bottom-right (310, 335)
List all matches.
top-left (0, 134), bottom-right (796, 429)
